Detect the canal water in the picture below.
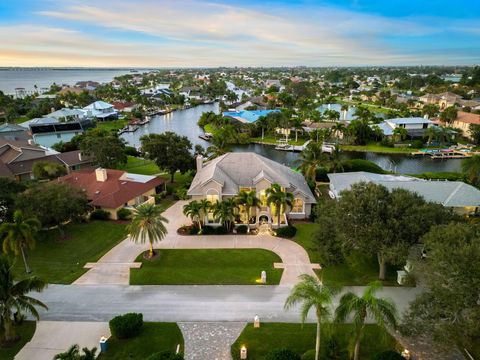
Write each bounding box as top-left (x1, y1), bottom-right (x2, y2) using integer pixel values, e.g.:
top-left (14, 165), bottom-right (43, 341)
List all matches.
top-left (120, 103), bottom-right (462, 174)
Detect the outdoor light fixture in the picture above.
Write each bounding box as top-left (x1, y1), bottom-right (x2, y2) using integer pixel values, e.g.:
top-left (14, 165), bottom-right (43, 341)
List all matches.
top-left (401, 349), bottom-right (411, 359)
top-left (240, 345), bottom-right (247, 359)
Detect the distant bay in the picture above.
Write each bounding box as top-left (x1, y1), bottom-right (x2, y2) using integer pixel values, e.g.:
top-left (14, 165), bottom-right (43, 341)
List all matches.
top-left (0, 68), bottom-right (154, 95)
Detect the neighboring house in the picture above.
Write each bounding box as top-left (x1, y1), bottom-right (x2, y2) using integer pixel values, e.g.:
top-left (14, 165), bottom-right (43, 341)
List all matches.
top-left (187, 152), bottom-right (316, 228)
top-left (375, 117), bottom-right (433, 137)
top-left (111, 101), bottom-right (137, 113)
top-left (449, 111), bottom-right (480, 139)
top-left (83, 101), bottom-right (118, 121)
top-left (57, 168), bottom-right (164, 219)
top-left (19, 117), bottom-right (59, 128)
top-left (29, 122), bottom-right (86, 148)
top-left (0, 139), bottom-right (92, 181)
top-left (46, 108), bottom-right (86, 121)
top-left (419, 92), bottom-right (462, 109)
top-left (328, 171), bottom-right (480, 215)
top-left (0, 123), bottom-right (31, 142)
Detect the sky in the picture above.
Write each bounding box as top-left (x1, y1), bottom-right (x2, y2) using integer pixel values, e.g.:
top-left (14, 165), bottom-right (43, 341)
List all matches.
top-left (0, 0), bottom-right (479, 67)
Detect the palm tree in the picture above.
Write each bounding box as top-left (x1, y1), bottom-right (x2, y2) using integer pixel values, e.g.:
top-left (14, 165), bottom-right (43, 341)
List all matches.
top-left (332, 122), bottom-right (346, 140)
top-left (0, 210), bottom-right (41, 274)
top-left (285, 274), bottom-right (338, 360)
top-left (54, 344), bottom-right (97, 360)
top-left (340, 104), bottom-right (349, 120)
top-left (212, 199), bottom-right (237, 231)
top-left (392, 127), bottom-right (408, 142)
top-left (334, 281), bottom-right (398, 360)
top-left (198, 199), bottom-right (212, 227)
top-left (328, 147), bottom-right (344, 173)
top-left (0, 255), bottom-right (48, 343)
top-left (290, 117), bottom-right (304, 143)
top-left (183, 200), bottom-right (203, 230)
top-left (298, 142), bottom-right (329, 182)
top-left (266, 183), bottom-right (294, 227)
top-left (128, 203), bottom-right (169, 258)
top-left (462, 154), bottom-right (480, 185)
top-left (424, 126), bottom-right (437, 145)
top-left (235, 190), bottom-right (261, 231)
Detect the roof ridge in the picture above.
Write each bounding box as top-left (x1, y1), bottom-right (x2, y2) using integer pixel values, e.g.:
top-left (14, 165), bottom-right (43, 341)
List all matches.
top-left (442, 182), bottom-right (464, 206)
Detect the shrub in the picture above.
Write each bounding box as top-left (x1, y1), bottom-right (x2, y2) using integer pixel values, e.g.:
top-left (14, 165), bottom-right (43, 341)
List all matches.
top-left (275, 225), bottom-right (297, 238)
top-left (145, 351), bottom-right (184, 360)
top-left (200, 226), bottom-right (215, 235)
top-left (109, 313), bottom-right (143, 339)
top-left (125, 146), bottom-right (140, 157)
top-left (413, 172), bottom-right (464, 181)
top-left (315, 166), bottom-right (329, 182)
top-left (410, 139), bottom-right (424, 149)
top-left (188, 225), bottom-right (199, 235)
top-left (301, 350), bottom-right (316, 360)
top-left (214, 226), bottom-right (229, 235)
top-left (236, 225), bottom-right (249, 234)
top-left (90, 209), bottom-right (110, 220)
top-left (266, 349), bottom-right (301, 360)
top-left (324, 336), bottom-right (348, 359)
top-left (166, 184), bottom-right (174, 195)
top-left (117, 208), bottom-right (132, 220)
top-left (342, 159), bottom-right (386, 174)
top-left (373, 351), bottom-right (404, 360)
top-left (173, 187), bottom-right (188, 200)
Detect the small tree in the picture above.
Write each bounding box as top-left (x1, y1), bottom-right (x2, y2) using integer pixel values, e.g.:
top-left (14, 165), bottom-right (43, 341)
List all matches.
top-left (440, 106), bottom-right (458, 124)
top-left (212, 199), bottom-right (237, 231)
top-left (183, 200), bottom-right (203, 230)
top-left (266, 183), bottom-right (294, 227)
top-left (32, 160), bottom-right (66, 180)
top-left (235, 190), bottom-right (261, 231)
top-left (80, 129), bottom-right (127, 168)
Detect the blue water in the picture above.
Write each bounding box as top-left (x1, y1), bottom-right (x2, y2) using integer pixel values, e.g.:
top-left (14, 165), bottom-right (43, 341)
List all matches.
top-left (222, 109), bottom-right (279, 123)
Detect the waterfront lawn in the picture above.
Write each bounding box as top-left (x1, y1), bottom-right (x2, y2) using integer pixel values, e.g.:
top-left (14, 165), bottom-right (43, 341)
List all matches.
top-left (13, 221), bottom-right (127, 284)
top-left (231, 323), bottom-right (398, 360)
top-left (119, 156), bottom-right (161, 175)
top-left (293, 223), bottom-right (398, 286)
top-left (340, 143), bottom-right (414, 154)
top-left (95, 119), bottom-right (128, 132)
top-left (0, 321), bottom-right (36, 360)
top-left (130, 249), bottom-right (283, 285)
top-left (100, 322), bottom-right (183, 359)
top-left (250, 135), bottom-right (306, 146)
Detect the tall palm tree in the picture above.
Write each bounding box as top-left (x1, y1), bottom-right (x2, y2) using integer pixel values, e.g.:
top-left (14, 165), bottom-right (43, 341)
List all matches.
top-left (198, 199), bottom-right (212, 227)
top-left (298, 142), bottom-right (329, 182)
top-left (183, 200), bottom-right (203, 230)
top-left (332, 122), bottom-right (346, 140)
top-left (266, 183), bottom-right (294, 227)
top-left (334, 281), bottom-right (398, 360)
top-left (340, 104), bottom-right (349, 120)
top-left (285, 274), bottom-right (338, 360)
top-left (54, 344), bottom-right (97, 360)
top-left (462, 154), bottom-right (480, 185)
top-left (128, 203), bottom-right (169, 258)
top-left (0, 210), bottom-right (41, 274)
top-left (392, 127), bottom-right (408, 142)
top-left (424, 126), bottom-right (438, 145)
top-left (212, 199), bottom-right (237, 231)
top-left (0, 255), bottom-right (48, 343)
top-left (328, 147), bottom-right (344, 173)
top-left (235, 190), bottom-right (261, 231)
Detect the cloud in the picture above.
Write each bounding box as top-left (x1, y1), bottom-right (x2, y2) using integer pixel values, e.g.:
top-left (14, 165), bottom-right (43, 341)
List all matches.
top-left (0, 0), bottom-right (478, 66)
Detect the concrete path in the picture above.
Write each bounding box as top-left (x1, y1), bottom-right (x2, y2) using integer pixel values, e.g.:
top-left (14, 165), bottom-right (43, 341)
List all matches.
top-left (15, 321), bottom-right (110, 360)
top-left (75, 201), bottom-right (319, 286)
top-left (33, 284), bottom-right (422, 323)
top-left (179, 322), bottom-right (246, 360)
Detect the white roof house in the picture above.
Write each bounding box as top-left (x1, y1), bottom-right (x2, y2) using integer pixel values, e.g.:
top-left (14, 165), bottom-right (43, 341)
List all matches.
top-left (47, 108), bottom-right (86, 121)
top-left (375, 117), bottom-right (433, 137)
top-left (19, 117), bottom-right (59, 128)
top-left (328, 171), bottom-right (480, 213)
top-left (83, 101), bottom-right (118, 119)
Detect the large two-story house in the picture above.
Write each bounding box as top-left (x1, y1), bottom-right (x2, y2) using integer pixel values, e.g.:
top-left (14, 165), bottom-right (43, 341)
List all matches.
top-left (187, 152), bottom-right (316, 228)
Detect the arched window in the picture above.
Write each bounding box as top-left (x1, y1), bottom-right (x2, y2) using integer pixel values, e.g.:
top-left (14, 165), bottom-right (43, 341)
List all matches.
top-left (206, 188), bottom-right (219, 204)
top-left (291, 198), bottom-right (304, 214)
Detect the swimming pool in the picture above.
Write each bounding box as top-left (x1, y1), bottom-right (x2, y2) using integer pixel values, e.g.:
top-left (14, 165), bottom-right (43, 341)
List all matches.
top-left (222, 109), bottom-right (279, 123)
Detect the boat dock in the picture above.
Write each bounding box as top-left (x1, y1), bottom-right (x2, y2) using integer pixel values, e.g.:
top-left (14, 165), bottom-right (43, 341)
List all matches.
top-left (275, 140), bottom-right (313, 152)
top-left (118, 124), bottom-right (139, 135)
top-left (199, 132), bottom-right (213, 141)
top-left (412, 148), bottom-right (476, 159)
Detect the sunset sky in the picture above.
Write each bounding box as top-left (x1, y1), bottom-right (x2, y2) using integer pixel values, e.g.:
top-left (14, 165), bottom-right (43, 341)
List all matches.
top-left (0, 0), bottom-right (479, 67)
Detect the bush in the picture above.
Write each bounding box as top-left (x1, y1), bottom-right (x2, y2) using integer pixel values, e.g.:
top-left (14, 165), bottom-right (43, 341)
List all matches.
top-left (145, 351), bottom-right (184, 360)
top-left (109, 313), bottom-right (143, 339)
top-left (342, 159), bottom-right (386, 174)
top-left (90, 209), bottom-right (110, 220)
top-left (214, 226), bottom-right (229, 235)
top-left (125, 146), bottom-right (140, 157)
top-left (410, 139), bottom-right (424, 149)
top-left (117, 208), bottom-right (132, 220)
top-left (266, 349), bottom-right (301, 360)
top-left (413, 172), bottom-right (464, 181)
top-left (275, 225), bottom-right (297, 238)
top-left (236, 225), bottom-right (249, 234)
top-left (315, 166), bottom-right (329, 182)
top-left (301, 350), bottom-right (316, 360)
top-left (373, 350), bottom-right (404, 360)
top-left (200, 226), bottom-right (215, 235)
top-left (173, 187), bottom-right (188, 200)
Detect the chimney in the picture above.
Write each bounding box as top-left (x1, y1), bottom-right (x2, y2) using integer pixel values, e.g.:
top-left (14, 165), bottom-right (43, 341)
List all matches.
top-left (78, 152), bottom-right (82, 161)
top-left (95, 168), bottom-right (108, 182)
top-left (196, 155), bottom-right (203, 171)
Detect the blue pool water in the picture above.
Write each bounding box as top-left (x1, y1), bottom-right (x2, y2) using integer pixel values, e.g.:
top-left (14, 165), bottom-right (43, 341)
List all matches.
top-left (222, 109), bottom-right (279, 123)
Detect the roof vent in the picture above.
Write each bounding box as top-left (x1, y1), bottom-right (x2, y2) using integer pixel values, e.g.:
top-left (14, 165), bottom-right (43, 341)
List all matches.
top-left (95, 190), bottom-right (100, 195)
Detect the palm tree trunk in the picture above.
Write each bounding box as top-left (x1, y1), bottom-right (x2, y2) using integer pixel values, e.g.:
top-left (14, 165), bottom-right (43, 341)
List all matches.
top-left (20, 246), bottom-right (31, 274)
top-left (262, 127), bottom-right (264, 140)
top-left (149, 242), bottom-right (154, 258)
top-left (353, 338), bottom-right (361, 360)
top-left (378, 253), bottom-right (387, 280)
top-left (246, 205), bottom-right (250, 233)
top-left (315, 313), bottom-right (321, 360)
top-left (3, 314), bottom-right (16, 343)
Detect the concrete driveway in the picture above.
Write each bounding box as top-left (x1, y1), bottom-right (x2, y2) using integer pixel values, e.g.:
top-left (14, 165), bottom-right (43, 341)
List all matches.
top-left (15, 321), bottom-right (110, 360)
top-left (75, 201), bottom-right (319, 286)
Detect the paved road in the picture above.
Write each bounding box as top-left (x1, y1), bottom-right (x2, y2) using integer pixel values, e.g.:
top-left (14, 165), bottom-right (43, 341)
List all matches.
top-left (34, 284), bottom-right (422, 323)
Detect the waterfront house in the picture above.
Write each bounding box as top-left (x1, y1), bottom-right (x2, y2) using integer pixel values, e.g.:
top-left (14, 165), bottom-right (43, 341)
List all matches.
top-left (328, 171), bottom-right (480, 215)
top-left (0, 123), bottom-right (31, 142)
top-left (29, 122), bottom-right (86, 148)
top-left (57, 168), bottom-right (164, 219)
top-left (448, 111), bottom-right (480, 140)
top-left (187, 152), bottom-right (316, 228)
top-left (375, 117), bottom-right (433, 138)
top-left (83, 101), bottom-right (118, 121)
top-left (0, 139), bottom-right (93, 181)
top-left (46, 108), bottom-right (86, 121)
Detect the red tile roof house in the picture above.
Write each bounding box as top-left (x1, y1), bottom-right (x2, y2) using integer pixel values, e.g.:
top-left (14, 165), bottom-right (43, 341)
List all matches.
top-left (57, 168), bottom-right (164, 220)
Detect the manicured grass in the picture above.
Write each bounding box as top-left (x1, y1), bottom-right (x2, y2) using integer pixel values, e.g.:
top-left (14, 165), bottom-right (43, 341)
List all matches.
top-left (231, 323), bottom-right (398, 360)
top-left (293, 223), bottom-right (398, 286)
top-left (99, 322), bottom-right (183, 360)
top-left (250, 136), bottom-right (306, 146)
top-left (340, 143), bottom-right (414, 154)
top-left (96, 119), bottom-right (128, 132)
top-left (0, 321), bottom-right (36, 360)
top-left (119, 156), bottom-right (161, 175)
top-left (13, 221), bottom-right (127, 284)
top-left (130, 249), bottom-right (283, 285)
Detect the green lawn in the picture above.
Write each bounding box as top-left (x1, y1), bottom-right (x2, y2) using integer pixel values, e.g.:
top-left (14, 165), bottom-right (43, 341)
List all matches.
top-left (119, 156), bottom-right (161, 175)
top-left (0, 321), bottom-right (36, 360)
top-left (130, 249), bottom-right (283, 285)
top-left (250, 136), bottom-right (306, 146)
top-left (95, 119), bottom-right (128, 132)
top-left (99, 322), bottom-right (183, 360)
top-left (340, 143), bottom-right (414, 154)
top-left (231, 323), bottom-right (398, 360)
top-left (13, 221), bottom-right (127, 284)
top-left (293, 223), bottom-right (398, 286)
